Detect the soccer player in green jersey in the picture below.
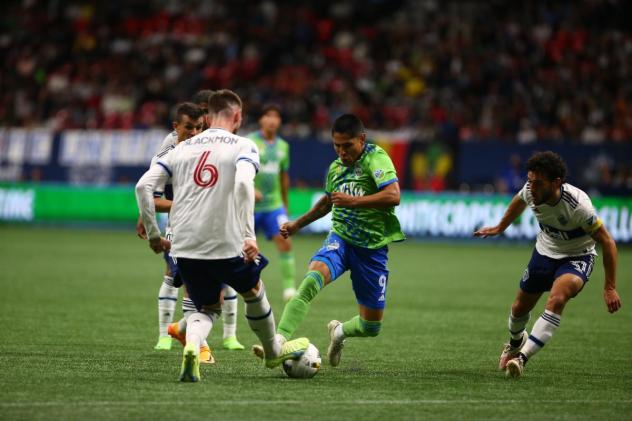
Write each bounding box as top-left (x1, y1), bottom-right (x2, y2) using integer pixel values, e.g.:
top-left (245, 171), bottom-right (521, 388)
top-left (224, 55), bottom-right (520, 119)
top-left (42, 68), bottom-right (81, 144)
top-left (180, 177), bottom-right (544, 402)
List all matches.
top-left (247, 104), bottom-right (297, 302)
top-left (253, 113), bottom-right (405, 367)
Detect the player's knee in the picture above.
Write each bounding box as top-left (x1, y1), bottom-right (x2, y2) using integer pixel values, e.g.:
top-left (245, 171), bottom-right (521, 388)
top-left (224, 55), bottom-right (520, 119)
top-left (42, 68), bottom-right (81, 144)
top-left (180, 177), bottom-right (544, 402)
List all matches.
top-left (360, 319), bottom-right (382, 337)
top-left (296, 271), bottom-right (324, 303)
top-left (546, 294), bottom-right (567, 313)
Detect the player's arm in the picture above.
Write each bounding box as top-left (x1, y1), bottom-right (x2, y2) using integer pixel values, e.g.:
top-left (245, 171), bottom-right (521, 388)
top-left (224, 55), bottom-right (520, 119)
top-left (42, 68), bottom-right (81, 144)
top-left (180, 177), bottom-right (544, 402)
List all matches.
top-left (591, 224), bottom-right (622, 313)
top-left (135, 164), bottom-right (171, 254)
top-left (280, 169), bottom-right (290, 210)
top-left (474, 193), bottom-right (527, 237)
top-left (330, 182), bottom-right (400, 209)
top-left (280, 194), bottom-right (332, 238)
top-left (235, 160), bottom-right (258, 262)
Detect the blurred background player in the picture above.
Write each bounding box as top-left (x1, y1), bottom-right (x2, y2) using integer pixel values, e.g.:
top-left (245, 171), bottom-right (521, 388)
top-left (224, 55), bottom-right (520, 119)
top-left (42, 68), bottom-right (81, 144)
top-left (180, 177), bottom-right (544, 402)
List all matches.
top-left (167, 90), bottom-right (245, 352)
top-left (247, 104), bottom-right (297, 302)
top-left (135, 102), bottom-right (206, 353)
top-left (135, 89), bottom-right (309, 382)
top-left (475, 151), bottom-right (622, 377)
top-left (253, 114), bottom-right (405, 366)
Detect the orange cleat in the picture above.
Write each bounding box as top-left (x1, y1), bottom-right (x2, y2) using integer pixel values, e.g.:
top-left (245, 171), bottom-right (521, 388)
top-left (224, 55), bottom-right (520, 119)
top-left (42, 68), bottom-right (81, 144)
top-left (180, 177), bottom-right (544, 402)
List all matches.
top-left (200, 345), bottom-right (215, 364)
top-left (168, 323), bottom-right (186, 347)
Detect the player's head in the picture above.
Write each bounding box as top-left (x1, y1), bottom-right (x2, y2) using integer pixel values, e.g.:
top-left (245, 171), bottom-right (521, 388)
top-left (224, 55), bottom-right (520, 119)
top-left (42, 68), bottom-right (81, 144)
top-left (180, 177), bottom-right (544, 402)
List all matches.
top-left (192, 90), bottom-right (214, 129)
top-left (208, 89), bottom-right (243, 134)
top-left (525, 151), bottom-right (567, 205)
top-left (172, 102), bottom-right (205, 143)
top-left (259, 103), bottom-right (282, 136)
top-left (331, 114), bottom-right (366, 166)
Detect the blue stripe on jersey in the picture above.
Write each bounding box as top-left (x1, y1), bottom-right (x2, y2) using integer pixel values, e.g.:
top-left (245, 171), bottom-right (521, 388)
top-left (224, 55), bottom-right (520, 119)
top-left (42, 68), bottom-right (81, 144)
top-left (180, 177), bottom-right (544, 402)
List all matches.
top-left (377, 178), bottom-right (398, 190)
top-left (539, 223), bottom-right (587, 240)
top-left (153, 191), bottom-right (163, 197)
top-left (157, 161), bottom-right (172, 177)
top-left (156, 145), bottom-right (175, 158)
top-left (237, 157), bottom-right (260, 172)
top-left (528, 334), bottom-right (545, 348)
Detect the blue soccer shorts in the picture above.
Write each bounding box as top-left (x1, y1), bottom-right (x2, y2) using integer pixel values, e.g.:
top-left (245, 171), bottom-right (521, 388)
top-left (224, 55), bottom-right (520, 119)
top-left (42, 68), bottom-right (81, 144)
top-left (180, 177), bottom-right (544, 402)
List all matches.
top-left (311, 232), bottom-right (389, 310)
top-left (176, 255), bottom-right (269, 310)
top-left (520, 249), bottom-right (595, 294)
top-left (255, 207), bottom-right (288, 240)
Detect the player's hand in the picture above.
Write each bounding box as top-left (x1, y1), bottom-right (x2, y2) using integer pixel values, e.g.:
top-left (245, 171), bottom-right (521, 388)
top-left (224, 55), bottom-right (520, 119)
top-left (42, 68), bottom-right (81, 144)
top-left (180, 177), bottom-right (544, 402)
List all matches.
top-left (604, 287), bottom-right (622, 313)
top-left (149, 237), bottom-right (170, 254)
top-left (136, 217), bottom-right (147, 239)
top-left (254, 189), bottom-right (263, 202)
top-left (242, 238), bottom-right (259, 263)
top-left (473, 226), bottom-right (503, 238)
top-left (280, 221), bottom-right (300, 238)
top-left (331, 192), bottom-right (356, 208)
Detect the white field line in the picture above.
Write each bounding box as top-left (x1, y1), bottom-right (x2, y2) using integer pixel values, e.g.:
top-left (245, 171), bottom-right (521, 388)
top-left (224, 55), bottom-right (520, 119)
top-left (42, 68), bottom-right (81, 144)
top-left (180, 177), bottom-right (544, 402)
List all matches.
top-left (1, 400), bottom-right (631, 408)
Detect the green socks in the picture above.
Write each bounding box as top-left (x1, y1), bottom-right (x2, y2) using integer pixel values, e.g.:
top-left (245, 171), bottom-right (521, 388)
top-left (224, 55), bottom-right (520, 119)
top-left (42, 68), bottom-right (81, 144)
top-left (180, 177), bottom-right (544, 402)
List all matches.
top-left (277, 270), bottom-right (324, 340)
top-left (279, 251), bottom-right (296, 290)
top-left (342, 316), bottom-right (382, 337)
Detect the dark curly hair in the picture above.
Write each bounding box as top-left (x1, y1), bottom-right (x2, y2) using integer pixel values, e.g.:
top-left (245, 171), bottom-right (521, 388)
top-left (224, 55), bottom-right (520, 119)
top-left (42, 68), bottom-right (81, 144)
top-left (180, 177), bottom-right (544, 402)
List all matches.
top-left (526, 151), bottom-right (567, 182)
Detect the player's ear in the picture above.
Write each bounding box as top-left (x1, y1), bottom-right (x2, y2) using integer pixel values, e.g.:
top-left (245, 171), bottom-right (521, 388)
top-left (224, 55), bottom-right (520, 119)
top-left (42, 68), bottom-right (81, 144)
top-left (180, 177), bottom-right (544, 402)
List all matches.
top-left (172, 121), bottom-right (178, 130)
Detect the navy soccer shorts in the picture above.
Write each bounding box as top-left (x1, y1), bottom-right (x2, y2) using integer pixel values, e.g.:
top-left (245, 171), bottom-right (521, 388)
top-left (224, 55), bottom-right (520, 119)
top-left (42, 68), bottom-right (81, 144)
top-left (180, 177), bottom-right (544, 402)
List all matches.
top-left (176, 254), bottom-right (268, 310)
top-left (520, 249), bottom-right (595, 293)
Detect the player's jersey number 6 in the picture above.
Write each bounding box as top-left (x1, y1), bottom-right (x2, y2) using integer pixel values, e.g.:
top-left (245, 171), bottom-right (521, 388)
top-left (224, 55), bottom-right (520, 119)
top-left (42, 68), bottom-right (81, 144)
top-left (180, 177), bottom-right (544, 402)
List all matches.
top-left (193, 151), bottom-right (218, 188)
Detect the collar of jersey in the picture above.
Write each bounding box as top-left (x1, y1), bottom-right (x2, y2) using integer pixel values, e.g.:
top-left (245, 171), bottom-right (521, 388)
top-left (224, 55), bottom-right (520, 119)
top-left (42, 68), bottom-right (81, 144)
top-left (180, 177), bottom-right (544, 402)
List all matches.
top-left (548, 184), bottom-right (564, 207)
top-left (258, 130), bottom-right (279, 144)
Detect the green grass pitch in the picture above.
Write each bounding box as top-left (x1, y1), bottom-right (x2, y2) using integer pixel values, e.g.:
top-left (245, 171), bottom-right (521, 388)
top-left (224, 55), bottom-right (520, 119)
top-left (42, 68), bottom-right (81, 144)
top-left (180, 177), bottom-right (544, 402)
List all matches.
top-left (0, 226), bottom-right (630, 420)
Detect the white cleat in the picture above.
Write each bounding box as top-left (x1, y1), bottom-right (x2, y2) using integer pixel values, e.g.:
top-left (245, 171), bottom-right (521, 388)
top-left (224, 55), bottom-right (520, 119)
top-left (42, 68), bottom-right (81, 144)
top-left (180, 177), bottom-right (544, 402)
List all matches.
top-left (327, 320), bottom-right (345, 367)
top-left (498, 331), bottom-right (528, 370)
top-left (252, 334), bottom-right (287, 360)
top-left (506, 356), bottom-right (525, 378)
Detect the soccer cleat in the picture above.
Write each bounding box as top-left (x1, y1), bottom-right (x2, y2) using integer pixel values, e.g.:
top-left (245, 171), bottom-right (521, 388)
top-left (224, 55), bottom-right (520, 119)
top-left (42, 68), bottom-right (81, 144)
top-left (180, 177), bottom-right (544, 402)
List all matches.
top-left (252, 334), bottom-right (286, 360)
top-left (498, 330), bottom-right (528, 370)
top-left (264, 337), bottom-right (310, 368)
top-left (154, 336), bottom-right (172, 350)
top-left (199, 345), bottom-right (215, 364)
top-left (327, 320), bottom-right (345, 367)
top-left (179, 343), bottom-right (200, 382)
top-left (168, 322), bottom-right (186, 347)
top-left (283, 287), bottom-right (297, 302)
top-left (506, 355), bottom-right (526, 378)
top-left (223, 336), bottom-right (245, 350)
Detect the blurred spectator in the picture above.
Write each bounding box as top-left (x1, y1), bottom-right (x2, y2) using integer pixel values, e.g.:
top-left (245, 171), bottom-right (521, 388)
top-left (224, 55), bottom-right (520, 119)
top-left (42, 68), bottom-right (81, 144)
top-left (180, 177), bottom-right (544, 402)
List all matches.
top-left (0, 0), bottom-right (630, 144)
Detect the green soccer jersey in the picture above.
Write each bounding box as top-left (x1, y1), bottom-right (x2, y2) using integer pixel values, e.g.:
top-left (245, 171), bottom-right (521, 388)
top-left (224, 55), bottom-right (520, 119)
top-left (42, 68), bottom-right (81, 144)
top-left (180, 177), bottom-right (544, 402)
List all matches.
top-left (325, 143), bottom-right (405, 249)
top-left (248, 131), bottom-right (290, 212)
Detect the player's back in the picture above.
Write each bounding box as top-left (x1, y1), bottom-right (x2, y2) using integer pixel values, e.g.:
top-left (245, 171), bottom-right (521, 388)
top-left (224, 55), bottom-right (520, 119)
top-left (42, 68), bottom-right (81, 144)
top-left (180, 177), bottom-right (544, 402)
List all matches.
top-left (157, 128), bottom-right (259, 260)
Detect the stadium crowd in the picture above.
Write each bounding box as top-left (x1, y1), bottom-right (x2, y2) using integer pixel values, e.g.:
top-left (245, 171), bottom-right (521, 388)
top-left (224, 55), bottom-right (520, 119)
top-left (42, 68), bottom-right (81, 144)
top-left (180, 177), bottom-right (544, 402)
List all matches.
top-left (1, 0), bottom-right (631, 144)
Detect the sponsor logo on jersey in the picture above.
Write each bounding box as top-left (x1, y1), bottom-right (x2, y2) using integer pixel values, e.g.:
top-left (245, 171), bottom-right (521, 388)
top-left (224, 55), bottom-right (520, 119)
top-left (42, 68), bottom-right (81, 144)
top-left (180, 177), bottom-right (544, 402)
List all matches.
top-left (354, 166), bottom-right (363, 177)
top-left (339, 182), bottom-right (365, 197)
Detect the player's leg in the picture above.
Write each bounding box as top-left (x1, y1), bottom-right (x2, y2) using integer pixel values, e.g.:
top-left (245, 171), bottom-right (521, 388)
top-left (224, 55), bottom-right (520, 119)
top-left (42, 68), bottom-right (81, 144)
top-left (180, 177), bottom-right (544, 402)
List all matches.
top-left (175, 258), bottom-right (223, 382)
top-left (272, 234), bottom-right (296, 301)
top-left (168, 285), bottom-right (215, 363)
top-left (221, 284), bottom-right (244, 350)
top-left (155, 256), bottom-right (179, 350)
top-left (507, 254), bottom-right (593, 377)
top-left (328, 245), bottom-right (387, 366)
top-left (276, 233), bottom-right (348, 340)
top-left (499, 289), bottom-right (542, 370)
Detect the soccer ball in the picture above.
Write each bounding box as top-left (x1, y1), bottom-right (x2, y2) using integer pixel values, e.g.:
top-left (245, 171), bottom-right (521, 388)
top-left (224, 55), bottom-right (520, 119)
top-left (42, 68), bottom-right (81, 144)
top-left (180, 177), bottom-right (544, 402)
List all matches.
top-left (282, 343), bottom-right (321, 379)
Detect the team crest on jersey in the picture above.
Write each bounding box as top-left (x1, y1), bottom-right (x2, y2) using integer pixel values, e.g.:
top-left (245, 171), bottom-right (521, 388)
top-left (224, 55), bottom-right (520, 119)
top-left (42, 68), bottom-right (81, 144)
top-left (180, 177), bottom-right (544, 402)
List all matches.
top-left (373, 169), bottom-right (384, 179)
top-left (354, 166), bottom-right (363, 177)
top-left (557, 215), bottom-right (568, 225)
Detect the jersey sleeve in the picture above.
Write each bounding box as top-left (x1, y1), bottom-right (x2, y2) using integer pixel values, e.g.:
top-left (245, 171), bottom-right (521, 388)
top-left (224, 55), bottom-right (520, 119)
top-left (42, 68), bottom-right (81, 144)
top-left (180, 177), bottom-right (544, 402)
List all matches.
top-left (370, 149), bottom-right (398, 189)
top-left (281, 141), bottom-right (290, 172)
top-left (575, 194), bottom-right (603, 234)
top-left (518, 182), bottom-right (530, 203)
top-left (324, 162), bottom-right (336, 195)
top-left (236, 139), bottom-right (260, 172)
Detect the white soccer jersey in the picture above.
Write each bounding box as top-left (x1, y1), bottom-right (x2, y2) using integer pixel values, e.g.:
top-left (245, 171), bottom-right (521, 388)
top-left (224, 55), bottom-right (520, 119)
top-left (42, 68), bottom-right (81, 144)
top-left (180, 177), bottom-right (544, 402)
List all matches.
top-left (519, 182), bottom-right (602, 259)
top-left (139, 128), bottom-right (260, 259)
top-left (156, 130), bottom-right (178, 154)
